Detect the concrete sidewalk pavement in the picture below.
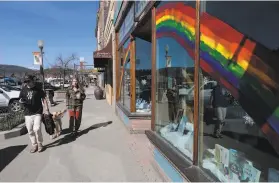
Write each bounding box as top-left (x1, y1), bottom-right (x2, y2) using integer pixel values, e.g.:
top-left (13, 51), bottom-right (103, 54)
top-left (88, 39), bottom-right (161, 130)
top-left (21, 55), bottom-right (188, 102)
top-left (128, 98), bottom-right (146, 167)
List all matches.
top-left (0, 96), bottom-right (163, 181)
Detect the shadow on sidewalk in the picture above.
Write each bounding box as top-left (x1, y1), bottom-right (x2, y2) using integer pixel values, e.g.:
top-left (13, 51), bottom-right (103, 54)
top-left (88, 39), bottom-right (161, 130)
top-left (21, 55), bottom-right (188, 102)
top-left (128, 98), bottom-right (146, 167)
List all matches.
top-left (0, 145), bottom-right (27, 172)
top-left (45, 121), bottom-right (113, 149)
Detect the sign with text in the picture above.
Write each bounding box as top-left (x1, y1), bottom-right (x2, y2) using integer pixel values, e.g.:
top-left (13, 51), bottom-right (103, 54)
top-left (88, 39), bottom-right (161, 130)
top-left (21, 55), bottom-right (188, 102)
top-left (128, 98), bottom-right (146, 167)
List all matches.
top-left (93, 52), bottom-right (112, 59)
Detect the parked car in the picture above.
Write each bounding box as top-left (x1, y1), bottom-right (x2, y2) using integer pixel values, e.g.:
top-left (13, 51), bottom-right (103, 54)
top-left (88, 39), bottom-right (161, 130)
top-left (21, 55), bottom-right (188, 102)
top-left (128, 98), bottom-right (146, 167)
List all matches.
top-left (181, 80), bottom-right (246, 122)
top-left (0, 85), bottom-right (21, 91)
top-left (52, 81), bottom-right (70, 88)
top-left (35, 82), bottom-right (60, 91)
top-left (179, 80), bottom-right (217, 103)
top-left (0, 77), bottom-right (22, 89)
top-left (44, 82), bottom-right (60, 91)
top-left (0, 85), bottom-right (22, 112)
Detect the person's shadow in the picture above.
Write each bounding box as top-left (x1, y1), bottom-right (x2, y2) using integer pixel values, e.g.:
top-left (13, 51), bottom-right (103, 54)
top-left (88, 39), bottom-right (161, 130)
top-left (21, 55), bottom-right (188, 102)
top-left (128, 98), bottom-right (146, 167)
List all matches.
top-left (45, 121), bottom-right (112, 149)
top-left (0, 145), bottom-right (27, 172)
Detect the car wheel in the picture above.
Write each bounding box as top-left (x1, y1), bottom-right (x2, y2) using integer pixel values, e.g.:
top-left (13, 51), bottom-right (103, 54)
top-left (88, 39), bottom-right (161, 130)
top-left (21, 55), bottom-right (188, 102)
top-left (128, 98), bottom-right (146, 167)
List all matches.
top-left (8, 100), bottom-right (22, 113)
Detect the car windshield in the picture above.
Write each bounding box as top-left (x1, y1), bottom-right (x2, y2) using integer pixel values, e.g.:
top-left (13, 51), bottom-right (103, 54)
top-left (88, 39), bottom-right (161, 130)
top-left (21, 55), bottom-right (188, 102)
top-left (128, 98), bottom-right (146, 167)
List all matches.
top-left (6, 80), bottom-right (16, 86)
top-left (1, 85), bottom-right (20, 91)
top-left (187, 81), bottom-right (216, 93)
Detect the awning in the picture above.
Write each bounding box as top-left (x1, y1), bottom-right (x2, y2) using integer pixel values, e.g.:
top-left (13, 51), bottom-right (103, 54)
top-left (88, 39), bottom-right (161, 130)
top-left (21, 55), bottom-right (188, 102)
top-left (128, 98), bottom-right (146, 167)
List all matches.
top-left (93, 37), bottom-right (112, 68)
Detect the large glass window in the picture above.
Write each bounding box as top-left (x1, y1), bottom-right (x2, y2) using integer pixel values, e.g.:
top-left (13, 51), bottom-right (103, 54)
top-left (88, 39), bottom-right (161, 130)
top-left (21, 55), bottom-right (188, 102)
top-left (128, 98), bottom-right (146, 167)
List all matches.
top-left (155, 1), bottom-right (196, 161)
top-left (119, 39), bottom-right (131, 110)
top-left (135, 37), bottom-right (152, 113)
top-left (198, 1), bottom-right (279, 182)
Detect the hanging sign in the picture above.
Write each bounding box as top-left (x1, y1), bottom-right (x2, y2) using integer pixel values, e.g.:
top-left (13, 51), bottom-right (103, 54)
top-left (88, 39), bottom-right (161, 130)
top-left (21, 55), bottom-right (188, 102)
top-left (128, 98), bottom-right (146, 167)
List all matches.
top-left (33, 52), bottom-right (42, 65)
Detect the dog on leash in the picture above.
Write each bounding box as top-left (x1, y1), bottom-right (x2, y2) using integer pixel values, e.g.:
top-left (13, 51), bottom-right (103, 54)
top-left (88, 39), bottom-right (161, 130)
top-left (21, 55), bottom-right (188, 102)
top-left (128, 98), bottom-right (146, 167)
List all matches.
top-left (50, 109), bottom-right (67, 139)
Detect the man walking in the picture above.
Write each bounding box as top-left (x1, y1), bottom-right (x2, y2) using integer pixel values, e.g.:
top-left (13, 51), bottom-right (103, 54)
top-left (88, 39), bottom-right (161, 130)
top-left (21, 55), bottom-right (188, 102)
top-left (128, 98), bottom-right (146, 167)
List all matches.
top-left (209, 82), bottom-right (229, 138)
top-left (19, 75), bottom-right (49, 153)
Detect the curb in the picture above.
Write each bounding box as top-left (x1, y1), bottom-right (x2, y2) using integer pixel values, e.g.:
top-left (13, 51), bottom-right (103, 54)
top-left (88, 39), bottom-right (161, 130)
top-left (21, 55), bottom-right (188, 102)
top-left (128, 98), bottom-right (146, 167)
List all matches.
top-left (0, 123), bottom-right (27, 140)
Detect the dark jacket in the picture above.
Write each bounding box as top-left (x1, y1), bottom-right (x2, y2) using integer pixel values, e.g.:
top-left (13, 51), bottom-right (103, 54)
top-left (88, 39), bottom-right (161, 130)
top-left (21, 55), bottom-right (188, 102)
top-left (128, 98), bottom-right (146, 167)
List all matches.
top-left (211, 85), bottom-right (229, 108)
top-left (66, 87), bottom-right (86, 109)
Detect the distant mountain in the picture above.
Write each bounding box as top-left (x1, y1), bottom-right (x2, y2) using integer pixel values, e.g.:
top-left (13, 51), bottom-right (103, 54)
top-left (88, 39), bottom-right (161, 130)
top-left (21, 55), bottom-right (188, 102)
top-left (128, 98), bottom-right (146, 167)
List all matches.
top-left (0, 64), bottom-right (37, 77)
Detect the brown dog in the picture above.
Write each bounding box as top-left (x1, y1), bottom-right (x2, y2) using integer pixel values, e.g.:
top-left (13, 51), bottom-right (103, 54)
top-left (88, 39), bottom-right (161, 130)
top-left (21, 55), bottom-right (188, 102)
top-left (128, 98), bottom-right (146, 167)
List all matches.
top-left (50, 109), bottom-right (67, 139)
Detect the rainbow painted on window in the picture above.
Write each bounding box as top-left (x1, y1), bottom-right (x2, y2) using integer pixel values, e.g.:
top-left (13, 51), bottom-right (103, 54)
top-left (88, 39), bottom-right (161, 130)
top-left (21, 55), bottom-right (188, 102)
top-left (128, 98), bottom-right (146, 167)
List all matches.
top-left (156, 2), bottom-right (279, 153)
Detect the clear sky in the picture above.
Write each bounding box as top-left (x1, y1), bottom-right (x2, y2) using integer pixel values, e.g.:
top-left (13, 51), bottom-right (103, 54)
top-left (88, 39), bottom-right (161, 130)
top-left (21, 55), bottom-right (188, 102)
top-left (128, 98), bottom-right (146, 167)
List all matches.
top-left (157, 37), bottom-right (194, 69)
top-left (0, 1), bottom-right (98, 69)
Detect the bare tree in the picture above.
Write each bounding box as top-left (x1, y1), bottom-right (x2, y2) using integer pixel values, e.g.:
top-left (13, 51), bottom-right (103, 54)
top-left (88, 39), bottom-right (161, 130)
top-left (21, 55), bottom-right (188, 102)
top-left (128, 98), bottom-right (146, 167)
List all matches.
top-left (55, 54), bottom-right (78, 89)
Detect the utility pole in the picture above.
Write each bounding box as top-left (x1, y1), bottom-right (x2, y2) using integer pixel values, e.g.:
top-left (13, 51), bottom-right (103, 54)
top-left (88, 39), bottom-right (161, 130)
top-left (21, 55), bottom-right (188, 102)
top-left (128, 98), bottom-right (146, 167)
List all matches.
top-left (38, 40), bottom-right (45, 90)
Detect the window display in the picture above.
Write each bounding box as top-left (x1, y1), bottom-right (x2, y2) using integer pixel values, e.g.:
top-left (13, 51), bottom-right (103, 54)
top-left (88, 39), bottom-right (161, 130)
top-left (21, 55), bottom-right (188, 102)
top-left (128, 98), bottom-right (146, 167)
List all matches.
top-left (118, 39), bottom-right (131, 110)
top-left (122, 61), bottom-right (130, 110)
top-left (151, 1), bottom-right (279, 182)
top-left (135, 37), bottom-right (152, 113)
top-left (198, 1), bottom-right (279, 182)
top-left (155, 1), bottom-right (196, 161)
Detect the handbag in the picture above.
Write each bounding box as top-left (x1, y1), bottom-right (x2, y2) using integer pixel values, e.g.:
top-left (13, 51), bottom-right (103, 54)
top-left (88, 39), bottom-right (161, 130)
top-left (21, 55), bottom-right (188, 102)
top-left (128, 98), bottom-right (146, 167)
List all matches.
top-left (42, 113), bottom-right (55, 135)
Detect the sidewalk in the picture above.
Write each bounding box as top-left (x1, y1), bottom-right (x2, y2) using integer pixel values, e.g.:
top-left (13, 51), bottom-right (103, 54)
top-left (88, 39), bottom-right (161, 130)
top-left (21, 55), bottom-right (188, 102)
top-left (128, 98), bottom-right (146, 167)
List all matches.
top-left (0, 93), bottom-right (163, 181)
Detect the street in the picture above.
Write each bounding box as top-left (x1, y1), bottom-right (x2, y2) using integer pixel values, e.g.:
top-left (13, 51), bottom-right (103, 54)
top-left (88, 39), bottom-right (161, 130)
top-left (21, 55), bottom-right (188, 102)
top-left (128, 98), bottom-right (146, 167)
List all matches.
top-left (0, 90), bottom-right (162, 182)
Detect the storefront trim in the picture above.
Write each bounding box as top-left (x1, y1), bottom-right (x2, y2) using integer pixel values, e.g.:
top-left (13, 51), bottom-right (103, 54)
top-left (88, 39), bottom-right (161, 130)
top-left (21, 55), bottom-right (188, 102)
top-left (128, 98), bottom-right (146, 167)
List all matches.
top-left (117, 102), bottom-right (151, 119)
top-left (134, 0), bottom-right (149, 19)
top-left (130, 35), bottom-right (136, 112)
top-left (134, 1), bottom-right (156, 23)
top-left (114, 1), bottom-right (130, 31)
top-left (116, 102), bottom-right (130, 126)
top-left (114, 1), bottom-right (123, 25)
top-left (116, 102), bottom-right (151, 133)
top-left (118, 27), bottom-right (136, 48)
top-left (117, 1), bottom-right (155, 47)
top-left (193, 0), bottom-right (201, 166)
top-left (154, 148), bottom-right (186, 182)
top-left (151, 7), bottom-right (156, 131)
top-left (118, 3), bottom-right (135, 45)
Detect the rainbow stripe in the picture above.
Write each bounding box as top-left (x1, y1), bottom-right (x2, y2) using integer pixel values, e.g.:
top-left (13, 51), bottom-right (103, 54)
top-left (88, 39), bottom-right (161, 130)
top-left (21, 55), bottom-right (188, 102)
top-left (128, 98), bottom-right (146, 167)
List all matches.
top-left (156, 2), bottom-right (279, 153)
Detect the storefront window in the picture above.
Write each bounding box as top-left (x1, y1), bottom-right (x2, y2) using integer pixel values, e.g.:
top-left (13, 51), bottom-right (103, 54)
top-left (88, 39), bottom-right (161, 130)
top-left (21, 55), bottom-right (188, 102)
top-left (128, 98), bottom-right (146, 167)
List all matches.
top-left (155, 1), bottom-right (196, 161)
top-left (119, 39), bottom-right (131, 110)
top-left (122, 60), bottom-right (130, 109)
top-left (198, 1), bottom-right (279, 182)
top-left (135, 37), bottom-right (152, 113)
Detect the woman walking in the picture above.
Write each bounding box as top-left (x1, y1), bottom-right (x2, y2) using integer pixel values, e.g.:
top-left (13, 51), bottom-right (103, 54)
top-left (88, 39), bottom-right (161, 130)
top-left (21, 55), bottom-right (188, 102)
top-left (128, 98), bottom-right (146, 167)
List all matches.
top-left (66, 78), bottom-right (86, 137)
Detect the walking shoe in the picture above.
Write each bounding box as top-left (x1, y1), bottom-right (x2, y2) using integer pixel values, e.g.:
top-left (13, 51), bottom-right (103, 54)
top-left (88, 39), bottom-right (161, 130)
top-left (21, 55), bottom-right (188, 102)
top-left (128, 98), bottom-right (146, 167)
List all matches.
top-left (213, 133), bottom-right (223, 139)
top-left (70, 131), bottom-right (78, 138)
top-left (30, 145), bottom-right (38, 153)
top-left (38, 144), bottom-right (44, 153)
top-left (73, 131), bottom-right (78, 137)
top-left (50, 134), bottom-right (58, 139)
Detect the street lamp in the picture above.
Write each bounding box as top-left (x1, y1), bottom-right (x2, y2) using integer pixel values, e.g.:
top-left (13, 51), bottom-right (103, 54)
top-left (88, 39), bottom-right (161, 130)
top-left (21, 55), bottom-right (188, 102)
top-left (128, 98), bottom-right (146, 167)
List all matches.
top-left (165, 44), bottom-right (169, 56)
top-left (38, 40), bottom-right (45, 90)
top-left (165, 44), bottom-right (172, 89)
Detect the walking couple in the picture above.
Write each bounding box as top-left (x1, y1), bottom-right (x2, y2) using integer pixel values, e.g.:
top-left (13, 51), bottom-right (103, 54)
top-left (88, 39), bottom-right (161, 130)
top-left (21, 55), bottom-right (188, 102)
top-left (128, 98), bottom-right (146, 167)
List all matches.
top-left (20, 75), bottom-right (86, 153)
